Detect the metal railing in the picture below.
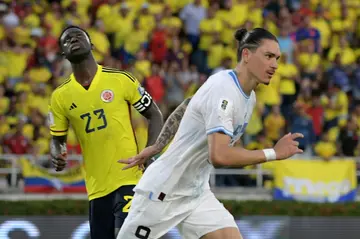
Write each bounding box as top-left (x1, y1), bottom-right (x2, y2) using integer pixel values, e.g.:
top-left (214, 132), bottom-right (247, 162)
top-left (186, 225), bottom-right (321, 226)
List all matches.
top-left (0, 154), bottom-right (359, 189)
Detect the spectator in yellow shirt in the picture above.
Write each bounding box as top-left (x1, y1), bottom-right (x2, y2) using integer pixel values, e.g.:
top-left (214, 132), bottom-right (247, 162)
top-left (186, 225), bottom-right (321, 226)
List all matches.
top-left (277, 53), bottom-right (299, 120)
top-left (264, 105), bottom-right (286, 144)
top-left (138, 3), bottom-right (156, 35)
top-left (310, 6), bottom-right (331, 53)
top-left (206, 33), bottom-right (224, 71)
top-left (0, 115), bottom-right (10, 137)
top-left (6, 43), bottom-right (33, 87)
top-left (314, 131), bottom-right (337, 161)
top-left (0, 84), bottom-right (10, 115)
top-left (122, 19), bottom-right (148, 65)
top-left (87, 20), bottom-right (110, 64)
top-left (44, 2), bottom-right (65, 38)
top-left (323, 83), bottom-right (349, 130)
top-left (199, 7), bottom-right (222, 52)
top-left (113, 3), bottom-right (135, 52)
top-left (298, 41), bottom-right (321, 80)
top-left (245, 101), bottom-right (264, 143)
top-left (198, 6), bottom-right (223, 73)
top-left (246, 132), bottom-right (274, 151)
top-left (95, 0), bottom-right (119, 34)
top-left (328, 35), bottom-right (356, 67)
top-left (161, 5), bottom-right (182, 43)
top-left (134, 50), bottom-right (151, 81)
top-left (232, 0), bottom-right (249, 27)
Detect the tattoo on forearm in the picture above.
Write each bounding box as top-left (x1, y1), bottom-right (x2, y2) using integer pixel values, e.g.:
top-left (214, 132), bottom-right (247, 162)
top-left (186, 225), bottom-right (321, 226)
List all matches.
top-left (154, 98), bottom-right (191, 153)
top-left (50, 136), bottom-right (67, 157)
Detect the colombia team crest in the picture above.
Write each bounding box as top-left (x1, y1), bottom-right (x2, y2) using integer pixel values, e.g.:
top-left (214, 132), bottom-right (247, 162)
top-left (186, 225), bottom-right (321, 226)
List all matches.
top-left (101, 90), bottom-right (114, 103)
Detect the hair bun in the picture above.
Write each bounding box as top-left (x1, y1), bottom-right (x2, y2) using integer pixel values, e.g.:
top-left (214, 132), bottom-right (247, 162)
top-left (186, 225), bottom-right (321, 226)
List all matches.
top-left (234, 28), bottom-right (248, 42)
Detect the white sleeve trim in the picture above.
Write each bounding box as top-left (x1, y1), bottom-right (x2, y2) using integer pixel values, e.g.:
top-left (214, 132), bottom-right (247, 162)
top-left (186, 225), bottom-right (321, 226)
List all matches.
top-left (206, 126), bottom-right (233, 137)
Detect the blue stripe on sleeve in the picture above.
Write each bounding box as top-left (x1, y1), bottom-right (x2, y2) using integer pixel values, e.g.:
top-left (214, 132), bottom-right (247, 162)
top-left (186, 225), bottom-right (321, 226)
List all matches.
top-left (206, 126), bottom-right (233, 137)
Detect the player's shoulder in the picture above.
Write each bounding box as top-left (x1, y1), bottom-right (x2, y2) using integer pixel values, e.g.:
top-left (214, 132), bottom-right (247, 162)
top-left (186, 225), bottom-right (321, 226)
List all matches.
top-left (52, 76), bottom-right (72, 97)
top-left (192, 70), bottom-right (236, 105)
top-left (101, 66), bottom-right (138, 83)
top-left (208, 69), bottom-right (231, 81)
top-left (214, 69), bottom-right (238, 83)
top-left (206, 70), bottom-right (240, 94)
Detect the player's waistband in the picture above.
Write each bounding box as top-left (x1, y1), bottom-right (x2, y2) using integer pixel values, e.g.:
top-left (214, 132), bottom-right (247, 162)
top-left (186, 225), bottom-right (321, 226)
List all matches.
top-left (148, 191), bottom-right (167, 201)
top-left (142, 190), bottom-right (199, 202)
top-left (134, 188), bottom-right (168, 202)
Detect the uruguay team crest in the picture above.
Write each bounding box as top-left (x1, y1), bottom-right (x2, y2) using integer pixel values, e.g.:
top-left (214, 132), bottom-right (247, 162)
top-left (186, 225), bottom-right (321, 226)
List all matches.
top-left (221, 99), bottom-right (228, 110)
top-left (101, 90), bottom-right (114, 103)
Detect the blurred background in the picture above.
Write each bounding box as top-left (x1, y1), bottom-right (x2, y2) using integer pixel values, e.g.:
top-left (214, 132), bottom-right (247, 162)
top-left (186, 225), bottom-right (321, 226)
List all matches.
top-left (0, 0), bottom-right (360, 238)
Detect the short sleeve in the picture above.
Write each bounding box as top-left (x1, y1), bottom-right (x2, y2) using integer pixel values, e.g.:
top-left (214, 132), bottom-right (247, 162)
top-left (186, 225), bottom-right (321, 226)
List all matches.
top-left (201, 85), bottom-right (235, 138)
top-left (48, 92), bottom-right (69, 136)
top-left (122, 72), bottom-right (153, 114)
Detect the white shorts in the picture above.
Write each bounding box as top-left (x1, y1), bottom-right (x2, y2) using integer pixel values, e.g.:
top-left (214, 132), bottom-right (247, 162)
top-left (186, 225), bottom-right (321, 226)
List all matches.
top-left (116, 189), bottom-right (238, 239)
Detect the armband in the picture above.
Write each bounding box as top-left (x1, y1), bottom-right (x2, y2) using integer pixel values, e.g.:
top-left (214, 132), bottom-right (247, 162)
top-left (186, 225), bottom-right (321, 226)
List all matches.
top-left (133, 91), bottom-right (153, 113)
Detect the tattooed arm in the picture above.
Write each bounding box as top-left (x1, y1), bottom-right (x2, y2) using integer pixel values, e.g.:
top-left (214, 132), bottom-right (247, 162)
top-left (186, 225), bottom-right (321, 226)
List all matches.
top-left (118, 97), bottom-right (192, 169)
top-left (50, 135), bottom-right (67, 171)
top-left (152, 97), bottom-right (191, 154)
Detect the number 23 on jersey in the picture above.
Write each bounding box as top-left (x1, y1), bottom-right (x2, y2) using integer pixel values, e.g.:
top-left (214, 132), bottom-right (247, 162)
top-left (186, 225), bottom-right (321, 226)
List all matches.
top-left (80, 108), bottom-right (107, 133)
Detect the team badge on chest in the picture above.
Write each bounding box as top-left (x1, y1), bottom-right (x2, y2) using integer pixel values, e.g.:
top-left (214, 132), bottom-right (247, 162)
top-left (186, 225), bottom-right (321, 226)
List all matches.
top-left (101, 90), bottom-right (114, 103)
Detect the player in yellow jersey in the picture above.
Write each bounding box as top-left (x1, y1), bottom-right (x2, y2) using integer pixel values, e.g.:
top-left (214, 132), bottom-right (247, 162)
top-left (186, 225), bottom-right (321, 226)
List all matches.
top-left (48, 26), bottom-right (163, 239)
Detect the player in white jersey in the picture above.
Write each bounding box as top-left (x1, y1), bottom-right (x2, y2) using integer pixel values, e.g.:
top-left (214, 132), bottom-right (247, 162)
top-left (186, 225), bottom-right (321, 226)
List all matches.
top-left (117, 28), bottom-right (304, 239)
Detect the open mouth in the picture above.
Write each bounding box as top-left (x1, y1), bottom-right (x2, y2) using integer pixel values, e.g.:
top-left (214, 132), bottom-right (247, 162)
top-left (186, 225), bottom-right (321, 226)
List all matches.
top-left (266, 71), bottom-right (275, 78)
top-left (70, 43), bottom-right (81, 51)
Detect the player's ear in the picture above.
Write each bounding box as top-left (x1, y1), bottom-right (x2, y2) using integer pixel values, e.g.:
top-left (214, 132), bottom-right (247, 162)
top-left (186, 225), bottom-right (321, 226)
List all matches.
top-left (58, 45), bottom-right (65, 56)
top-left (242, 48), bottom-right (250, 63)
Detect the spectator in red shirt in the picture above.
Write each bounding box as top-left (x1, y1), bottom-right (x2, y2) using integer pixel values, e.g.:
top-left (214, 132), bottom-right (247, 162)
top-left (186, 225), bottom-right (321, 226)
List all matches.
top-left (143, 63), bottom-right (166, 105)
top-left (306, 91), bottom-right (324, 141)
top-left (2, 121), bottom-right (31, 187)
top-left (3, 122), bottom-right (32, 154)
top-left (150, 16), bottom-right (167, 64)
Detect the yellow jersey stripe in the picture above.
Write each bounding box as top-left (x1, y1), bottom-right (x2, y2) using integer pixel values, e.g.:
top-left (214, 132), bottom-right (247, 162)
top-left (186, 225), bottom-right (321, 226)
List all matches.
top-left (56, 77), bottom-right (71, 90)
top-left (102, 68), bottom-right (125, 74)
top-left (102, 66), bottom-right (124, 71)
top-left (102, 68), bottom-right (136, 82)
top-left (119, 71), bottom-right (136, 82)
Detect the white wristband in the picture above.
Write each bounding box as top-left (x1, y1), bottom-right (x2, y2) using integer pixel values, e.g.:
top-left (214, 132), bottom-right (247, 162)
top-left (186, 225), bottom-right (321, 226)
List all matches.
top-left (263, 148), bottom-right (277, 161)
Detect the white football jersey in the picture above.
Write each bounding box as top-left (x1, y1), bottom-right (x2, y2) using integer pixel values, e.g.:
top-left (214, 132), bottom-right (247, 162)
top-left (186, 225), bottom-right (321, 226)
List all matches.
top-left (134, 70), bottom-right (256, 200)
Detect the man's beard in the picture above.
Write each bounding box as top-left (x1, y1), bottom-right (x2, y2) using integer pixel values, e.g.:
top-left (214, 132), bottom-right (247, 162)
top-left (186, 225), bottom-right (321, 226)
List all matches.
top-left (67, 50), bottom-right (90, 63)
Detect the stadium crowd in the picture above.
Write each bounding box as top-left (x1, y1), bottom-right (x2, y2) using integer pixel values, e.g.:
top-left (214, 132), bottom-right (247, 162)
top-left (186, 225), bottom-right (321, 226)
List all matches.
top-left (0, 0), bottom-right (360, 182)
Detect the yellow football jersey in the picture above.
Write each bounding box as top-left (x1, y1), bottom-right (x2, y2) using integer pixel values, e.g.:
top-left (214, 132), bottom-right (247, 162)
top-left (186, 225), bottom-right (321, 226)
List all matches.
top-left (48, 65), bottom-right (153, 200)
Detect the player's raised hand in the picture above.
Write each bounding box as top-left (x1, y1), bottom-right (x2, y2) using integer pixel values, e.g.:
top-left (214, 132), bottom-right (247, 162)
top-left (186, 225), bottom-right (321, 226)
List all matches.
top-left (52, 153), bottom-right (67, 172)
top-left (273, 132), bottom-right (304, 160)
top-left (118, 145), bottom-right (159, 170)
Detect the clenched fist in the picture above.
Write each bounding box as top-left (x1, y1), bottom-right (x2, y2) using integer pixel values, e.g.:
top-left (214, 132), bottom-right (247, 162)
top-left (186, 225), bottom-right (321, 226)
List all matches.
top-left (52, 153), bottom-right (67, 171)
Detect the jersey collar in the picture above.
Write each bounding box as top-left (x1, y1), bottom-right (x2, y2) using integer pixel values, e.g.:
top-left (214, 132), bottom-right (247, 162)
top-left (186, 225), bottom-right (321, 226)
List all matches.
top-left (228, 70), bottom-right (250, 100)
top-left (71, 64), bottom-right (102, 91)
